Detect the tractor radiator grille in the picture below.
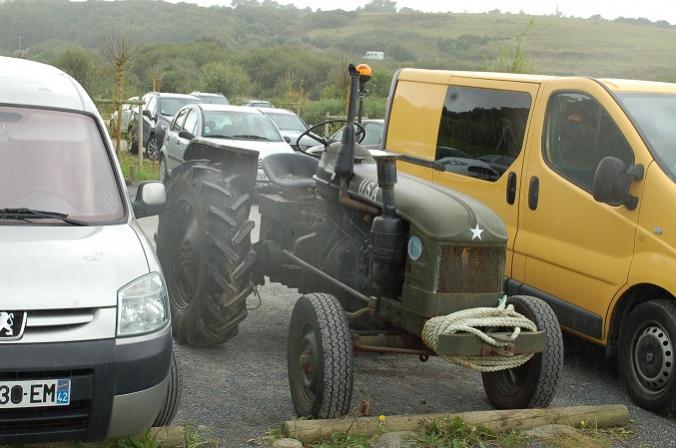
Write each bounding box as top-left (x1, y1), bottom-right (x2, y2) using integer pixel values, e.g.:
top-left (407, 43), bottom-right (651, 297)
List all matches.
top-left (436, 245), bottom-right (504, 293)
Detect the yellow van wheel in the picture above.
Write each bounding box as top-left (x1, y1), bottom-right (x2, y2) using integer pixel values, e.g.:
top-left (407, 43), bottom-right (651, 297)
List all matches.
top-left (619, 299), bottom-right (676, 413)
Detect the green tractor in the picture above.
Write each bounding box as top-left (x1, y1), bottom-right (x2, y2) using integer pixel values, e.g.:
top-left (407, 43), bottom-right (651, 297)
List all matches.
top-left (157, 64), bottom-right (563, 417)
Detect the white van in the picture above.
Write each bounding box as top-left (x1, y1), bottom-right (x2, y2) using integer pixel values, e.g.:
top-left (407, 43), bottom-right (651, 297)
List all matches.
top-left (0, 57), bottom-right (178, 443)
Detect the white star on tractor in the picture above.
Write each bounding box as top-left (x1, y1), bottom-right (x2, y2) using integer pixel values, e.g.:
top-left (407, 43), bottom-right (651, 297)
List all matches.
top-left (470, 224), bottom-right (484, 241)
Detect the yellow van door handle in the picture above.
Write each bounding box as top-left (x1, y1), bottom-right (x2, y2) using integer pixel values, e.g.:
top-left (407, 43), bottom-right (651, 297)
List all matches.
top-left (528, 176), bottom-right (539, 210)
top-left (506, 172), bottom-right (517, 205)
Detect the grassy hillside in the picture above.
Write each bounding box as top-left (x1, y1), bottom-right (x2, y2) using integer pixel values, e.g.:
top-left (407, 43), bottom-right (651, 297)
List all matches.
top-left (307, 12), bottom-right (676, 80)
top-left (2, 1), bottom-right (676, 81)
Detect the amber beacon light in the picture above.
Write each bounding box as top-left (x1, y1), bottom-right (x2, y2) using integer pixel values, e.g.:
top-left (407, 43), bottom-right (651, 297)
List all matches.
top-left (356, 63), bottom-right (373, 80)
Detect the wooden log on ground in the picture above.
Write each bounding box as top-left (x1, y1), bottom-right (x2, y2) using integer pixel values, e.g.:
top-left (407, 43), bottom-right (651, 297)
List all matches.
top-left (282, 405), bottom-right (630, 444)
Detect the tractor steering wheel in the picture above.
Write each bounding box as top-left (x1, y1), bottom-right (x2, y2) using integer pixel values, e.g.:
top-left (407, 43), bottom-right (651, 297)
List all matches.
top-left (295, 120), bottom-right (366, 155)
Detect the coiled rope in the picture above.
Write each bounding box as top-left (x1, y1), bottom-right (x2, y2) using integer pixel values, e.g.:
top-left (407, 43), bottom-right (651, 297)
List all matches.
top-left (421, 298), bottom-right (538, 372)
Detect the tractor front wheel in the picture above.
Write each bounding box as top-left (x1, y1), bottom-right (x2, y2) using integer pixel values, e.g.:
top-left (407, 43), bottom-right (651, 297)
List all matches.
top-left (481, 295), bottom-right (563, 409)
top-left (288, 293), bottom-right (353, 419)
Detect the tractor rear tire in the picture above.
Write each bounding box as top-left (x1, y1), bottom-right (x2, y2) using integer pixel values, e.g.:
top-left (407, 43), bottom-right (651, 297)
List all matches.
top-left (157, 162), bottom-right (255, 346)
top-left (288, 293), bottom-right (353, 419)
top-left (481, 295), bottom-right (563, 409)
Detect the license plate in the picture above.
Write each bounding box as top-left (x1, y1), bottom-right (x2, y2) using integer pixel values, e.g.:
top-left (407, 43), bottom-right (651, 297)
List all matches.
top-left (0, 379), bottom-right (71, 409)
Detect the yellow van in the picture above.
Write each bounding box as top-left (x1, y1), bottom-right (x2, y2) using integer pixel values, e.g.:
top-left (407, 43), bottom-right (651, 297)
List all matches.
top-left (384, 69), bottom-right (676, 413)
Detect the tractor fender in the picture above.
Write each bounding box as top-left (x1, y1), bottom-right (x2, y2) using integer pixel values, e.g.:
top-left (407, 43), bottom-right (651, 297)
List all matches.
top-left (183, 138), bottom-right (260, 192)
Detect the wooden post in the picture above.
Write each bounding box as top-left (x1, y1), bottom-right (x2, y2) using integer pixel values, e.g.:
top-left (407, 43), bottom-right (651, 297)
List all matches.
top-left (115, 102), bottom-right (123, 156)
top-left (324, 111), bottom-right (330, 136)
top-left (137, 100), bottom-right (144, 174)
top-left (282, 405), bottom-right (630, 445)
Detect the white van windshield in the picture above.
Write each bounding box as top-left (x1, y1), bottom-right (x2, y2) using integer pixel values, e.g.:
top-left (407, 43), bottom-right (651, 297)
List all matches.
top-left (0, 106), bottom-right (124, 224)
top-left (617, 92), bottom-right (676, 178)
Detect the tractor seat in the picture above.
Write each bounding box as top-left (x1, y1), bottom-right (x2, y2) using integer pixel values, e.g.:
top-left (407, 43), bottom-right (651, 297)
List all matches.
top-left (262, 153), bottom-right (319, 189)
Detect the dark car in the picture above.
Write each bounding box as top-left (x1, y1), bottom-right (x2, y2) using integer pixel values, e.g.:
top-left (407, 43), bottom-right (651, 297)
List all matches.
top-left (306, 119), bottom-right (385, 156)
top-left (331, 119), bottom-right (384, 147)
top-left (130, 92), bottom-right (200, 159)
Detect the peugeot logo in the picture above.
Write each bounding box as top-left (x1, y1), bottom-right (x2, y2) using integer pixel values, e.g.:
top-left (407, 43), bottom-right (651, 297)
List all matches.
top-left (0, 311), bottom-right (27, 340)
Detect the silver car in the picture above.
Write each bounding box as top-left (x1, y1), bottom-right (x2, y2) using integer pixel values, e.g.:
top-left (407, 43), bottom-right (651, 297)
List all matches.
top-left (0, 57), bottom-right (178, 444)
top-left (160, 104), bottom-right (295, 184)
top-left (258, 107), bottom-right (322, 151)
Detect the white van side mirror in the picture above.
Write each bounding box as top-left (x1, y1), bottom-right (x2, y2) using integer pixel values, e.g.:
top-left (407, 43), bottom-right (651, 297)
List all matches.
top-left (133, 181), bottom-right (166, 218)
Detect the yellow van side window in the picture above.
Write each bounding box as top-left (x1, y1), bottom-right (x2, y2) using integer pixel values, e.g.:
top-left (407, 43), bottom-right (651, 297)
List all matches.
top-left (543, 92), bottom-right (634, 192)
top-left (436, 86), bottom-right (531, 182)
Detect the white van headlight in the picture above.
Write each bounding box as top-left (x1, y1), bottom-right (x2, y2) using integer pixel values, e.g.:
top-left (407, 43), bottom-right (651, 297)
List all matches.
top-left (117, 272), bottom-right (169, 336)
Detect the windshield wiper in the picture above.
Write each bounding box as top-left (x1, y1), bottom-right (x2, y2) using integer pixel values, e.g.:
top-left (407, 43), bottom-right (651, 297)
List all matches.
top-left (0, 208), bottom-right (87, 226)
top-left (230, 134), bottom-right (271, 141)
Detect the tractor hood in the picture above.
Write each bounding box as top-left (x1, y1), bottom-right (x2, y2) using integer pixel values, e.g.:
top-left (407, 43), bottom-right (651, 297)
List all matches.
top-left (0, 224), bottom-right (150, 310)
top-left (316, 143), bottom-right (507, 244)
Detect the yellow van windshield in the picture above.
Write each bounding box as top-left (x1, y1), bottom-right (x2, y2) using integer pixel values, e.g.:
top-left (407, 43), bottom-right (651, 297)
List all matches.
top-left (617, 92), bottom-right (676, 178)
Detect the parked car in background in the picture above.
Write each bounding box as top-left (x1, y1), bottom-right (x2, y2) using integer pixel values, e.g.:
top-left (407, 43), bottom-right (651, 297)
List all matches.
top-left (110, 96), bottom-right (138, 132)
top-left (306, 119), bottom-right (385, 156)
top-left (0, 56), bottom-right (178, 444)
top-left (331, 119), bottom-right (384, 148)
top-left (129, 92), bottom-right (200, 159)
top-left (160, 104), bottom-right (294, 183)
top-left (190, 91), bottom-right (229, 105)
top-left (241, 99), bottom-right (274, 108)
top-left (258, 107), bottom-right (321, 151)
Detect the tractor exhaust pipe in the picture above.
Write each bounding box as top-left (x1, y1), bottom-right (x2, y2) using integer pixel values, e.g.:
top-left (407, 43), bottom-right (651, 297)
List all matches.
top-left (336, 64), bottom-right (379, 215)
top-left (334, 64), bottom-right (361, 179)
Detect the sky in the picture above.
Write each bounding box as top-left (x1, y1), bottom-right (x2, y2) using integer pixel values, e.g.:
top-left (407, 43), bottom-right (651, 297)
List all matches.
top-left (163, 0), bottom-right (676, 24)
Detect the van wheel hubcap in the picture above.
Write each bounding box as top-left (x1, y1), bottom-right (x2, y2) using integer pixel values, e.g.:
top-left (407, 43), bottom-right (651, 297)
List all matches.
top-left (634, 324), bottom-right (673, 392)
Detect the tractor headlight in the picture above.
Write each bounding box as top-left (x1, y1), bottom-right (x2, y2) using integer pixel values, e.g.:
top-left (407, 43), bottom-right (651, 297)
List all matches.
top-left (117, 272), bottom-right (169, 336)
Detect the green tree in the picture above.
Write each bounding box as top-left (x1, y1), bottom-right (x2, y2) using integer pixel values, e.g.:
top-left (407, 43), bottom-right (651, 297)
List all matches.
top-left (368, 69), bottom-right (394, 97)
top-left (362, 0), bottom-right (397, 13)
top-left (200, 62), bottom-right (251, 98)
top-left (52, 47), bottom-right (98, 93)
top-left (387, 42), bottom-right (416, 61)
top-left (161, 59), bottom-right (200, 93)
top-left (491, 19), bottom-right (534, 73)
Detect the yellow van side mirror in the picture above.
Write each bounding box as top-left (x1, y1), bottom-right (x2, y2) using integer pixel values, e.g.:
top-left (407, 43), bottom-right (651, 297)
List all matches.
top-left (592, 156), bottom-right (644, 210)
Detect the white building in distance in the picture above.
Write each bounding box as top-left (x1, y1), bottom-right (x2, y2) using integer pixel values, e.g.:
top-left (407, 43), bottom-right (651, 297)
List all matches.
top-left (363, 51), bottom-right (384, 60)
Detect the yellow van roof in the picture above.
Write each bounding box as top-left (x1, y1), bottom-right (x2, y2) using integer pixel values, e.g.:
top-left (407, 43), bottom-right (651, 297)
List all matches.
top-left (398, 68), bottom-right (676, 93)
top-left (597, 78), bottom-right (676, 94)
top-left (398, 68), bottom-right (554, 84)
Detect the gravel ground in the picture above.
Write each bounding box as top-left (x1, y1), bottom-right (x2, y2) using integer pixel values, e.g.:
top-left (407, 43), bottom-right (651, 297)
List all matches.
top-left (135, 213), bottom-right (675, 448)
